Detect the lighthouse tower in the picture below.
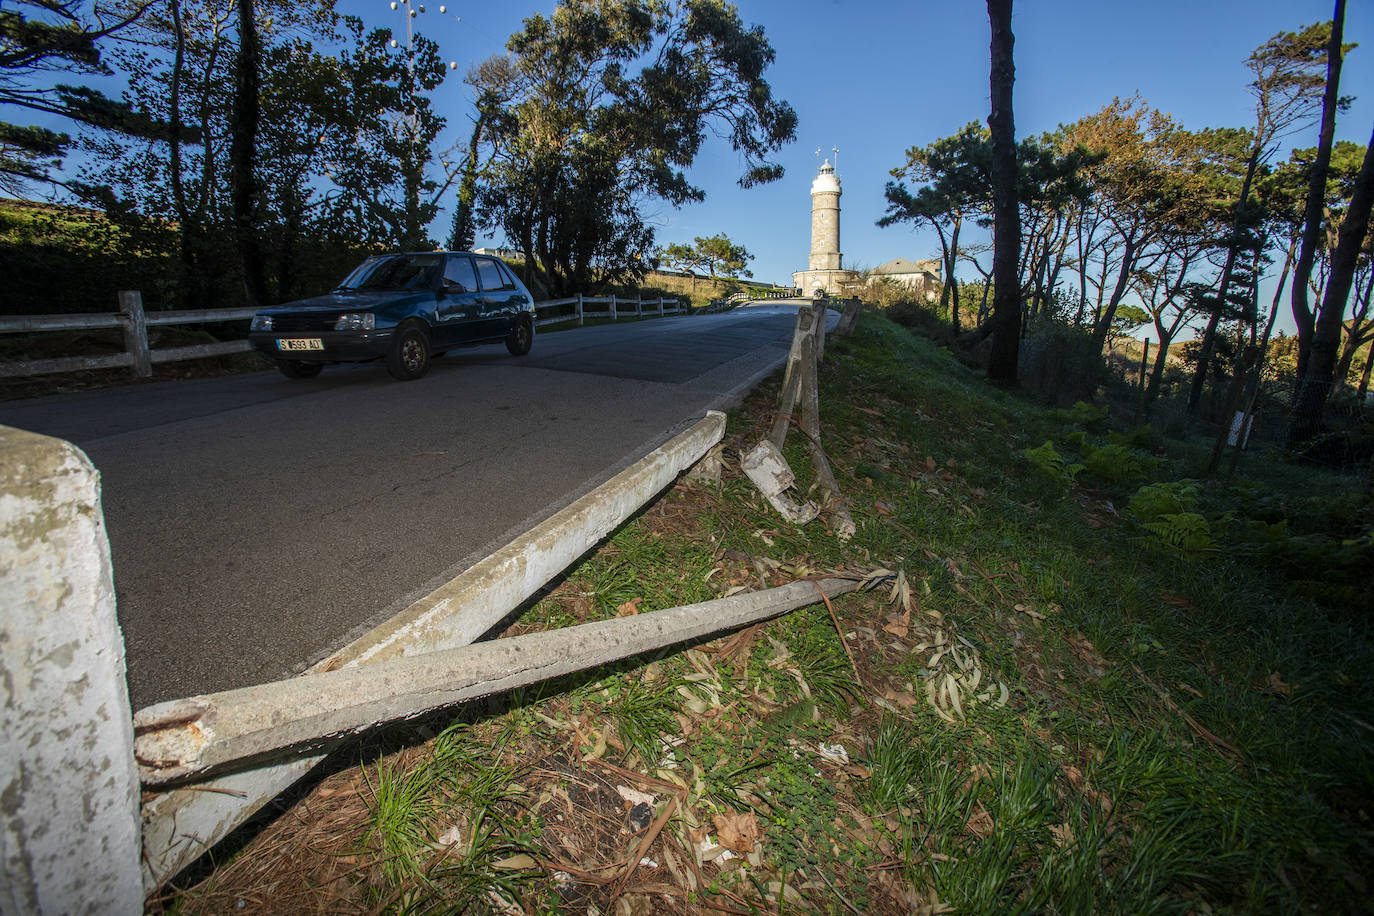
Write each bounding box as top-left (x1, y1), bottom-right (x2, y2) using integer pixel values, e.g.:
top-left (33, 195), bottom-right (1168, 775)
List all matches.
top-left (809, 158), bottom-right (842, 271)
top-left (792, 155), bottom-right (859, 296)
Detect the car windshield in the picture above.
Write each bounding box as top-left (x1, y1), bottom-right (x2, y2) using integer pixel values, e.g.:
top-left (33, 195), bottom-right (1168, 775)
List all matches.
top-left (338, 254), bottom-right (442, 291)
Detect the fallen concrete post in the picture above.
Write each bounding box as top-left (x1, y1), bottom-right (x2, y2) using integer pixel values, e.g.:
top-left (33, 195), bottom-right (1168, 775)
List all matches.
top-left (1, 426), bottom-right (142, 915)
top-left (133, 577), bottom-right (862, 786)
top-left (140, 410), bottom-right (726, 890)
top-left (741, 438), bottom-right (820, 524)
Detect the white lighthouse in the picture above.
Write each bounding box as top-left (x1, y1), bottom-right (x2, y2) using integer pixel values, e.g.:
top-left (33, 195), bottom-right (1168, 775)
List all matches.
top-left (793, 155), bottom-right (859, 296)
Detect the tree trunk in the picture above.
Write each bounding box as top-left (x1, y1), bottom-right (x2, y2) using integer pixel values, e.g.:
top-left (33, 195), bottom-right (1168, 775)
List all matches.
top-left (1287, 119), bottom-right (1374, 448)
top-left (1291, 0), bottom-right (1346, 382)
top-left (985, 0), bottom-right (1020, 385)
top-left (1333, 267), bottom-right (1374, 383)
top-left (229, 0), bottom-right (264, 307)
top-left (1187, 148), bottom-right (1262, 414)
top-left (1227, 249), bottom-right (1292, 476)
top-left (949, 216), bottom-right (962, 333)
top-left (1356, 335), bottom-right (1374, 402)
top-left (1090, 233), bottom-right (1137, 354)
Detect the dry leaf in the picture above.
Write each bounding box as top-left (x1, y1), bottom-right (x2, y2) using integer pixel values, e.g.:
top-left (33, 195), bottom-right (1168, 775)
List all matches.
top-left (884, 689), bottom-right (921, 709)
top-left (965, 805), bottom-right (993, 839)
top-left (882, 609), bottom-right (911, 638)
top-left (616, 786), bottom-right (657, 808)
top-left (1266, 672), bottom-right (1293, 695)
top-left (711, 810), bottom-right (761, 853)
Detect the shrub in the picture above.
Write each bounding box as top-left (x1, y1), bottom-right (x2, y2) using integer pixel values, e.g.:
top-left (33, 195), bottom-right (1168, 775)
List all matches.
top-left (1018, 323), bottom-right (1107, 407)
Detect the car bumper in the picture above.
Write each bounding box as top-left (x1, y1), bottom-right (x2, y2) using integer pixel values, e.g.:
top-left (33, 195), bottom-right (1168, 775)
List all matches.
top-left (249, 329), bottom-right (395, 362)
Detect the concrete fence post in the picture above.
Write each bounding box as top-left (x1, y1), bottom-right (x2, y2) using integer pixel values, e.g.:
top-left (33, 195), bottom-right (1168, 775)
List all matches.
top-left (1, 426), bottom-right (142, 914)
top-left (610, 296), bottom-right (617, 321)
top-left (636, 297), bottom-right (643, 318)
top-left (577, 293), bottom-right (584, 326)
top-left (117, 290), bottom-right (152, 379)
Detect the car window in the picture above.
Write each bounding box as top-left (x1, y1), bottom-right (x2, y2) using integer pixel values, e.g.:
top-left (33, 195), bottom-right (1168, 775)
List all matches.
top-left (338, 254), bottom-right (442, 291)
top-left (474, 257), bottom-right (516, 292)
top-left (443, 255), bottom-right (478, 293)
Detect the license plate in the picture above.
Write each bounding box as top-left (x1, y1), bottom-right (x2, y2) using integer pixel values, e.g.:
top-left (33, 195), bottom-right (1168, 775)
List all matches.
top-left (278, 338), bottom-right (323, 351)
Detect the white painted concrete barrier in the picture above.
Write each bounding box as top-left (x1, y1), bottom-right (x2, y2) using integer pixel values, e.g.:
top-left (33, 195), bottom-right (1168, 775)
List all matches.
top-left (0, 426), bottom-right (141, 915)
top-left (139, 410), bottom-right (727, 889)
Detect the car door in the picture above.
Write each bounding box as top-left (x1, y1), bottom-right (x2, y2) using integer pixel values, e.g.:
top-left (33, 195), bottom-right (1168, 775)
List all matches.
top-left (473, 256), bottom-right (520, 339)
top-left (435, 255), bottom-right (483, 346)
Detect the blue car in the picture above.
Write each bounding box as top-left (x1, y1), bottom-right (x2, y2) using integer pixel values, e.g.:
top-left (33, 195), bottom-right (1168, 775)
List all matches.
top-left (249, 251), bottom-right (536, 381)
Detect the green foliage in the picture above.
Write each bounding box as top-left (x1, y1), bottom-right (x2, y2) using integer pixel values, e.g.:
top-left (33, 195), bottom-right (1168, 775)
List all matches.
top-left (1061, 400), bottom-right (1110, 432)
top-left (864, 718), bottom-right (925, 812)
top-left (471, 0), bottom-right (795, 296)
top-left (1082, 442), bottom-right (1159, 485)
top-left (1023, 440), bottom-right (1084, 486)
top-left (1127, 479), bottom-right (1202, 523)
top-left (1140, 511), bottom-right (1215, 552)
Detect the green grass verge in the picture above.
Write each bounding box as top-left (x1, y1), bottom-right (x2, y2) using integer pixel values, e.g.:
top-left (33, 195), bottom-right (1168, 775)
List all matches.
top-left (170, 310), bottom-right (1373, 915)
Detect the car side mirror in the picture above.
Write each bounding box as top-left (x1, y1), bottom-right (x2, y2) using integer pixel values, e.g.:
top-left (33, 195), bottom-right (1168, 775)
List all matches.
top-left (442, 280), bottom-right (467, 294)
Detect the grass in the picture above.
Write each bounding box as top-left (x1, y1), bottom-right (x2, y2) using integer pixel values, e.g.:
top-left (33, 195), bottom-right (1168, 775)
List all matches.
top-left (164, 309), bottom-right (1372, 915)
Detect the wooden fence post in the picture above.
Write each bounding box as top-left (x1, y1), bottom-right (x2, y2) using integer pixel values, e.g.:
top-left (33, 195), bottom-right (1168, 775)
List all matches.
top-left (636, 297), bottom-right (643, 318)
top-left (610, 296), bottom-right (617, 321)
top-left (118, 291), bottom-right (152, 378)
top-left (577, 293), bottom-right (584, 326)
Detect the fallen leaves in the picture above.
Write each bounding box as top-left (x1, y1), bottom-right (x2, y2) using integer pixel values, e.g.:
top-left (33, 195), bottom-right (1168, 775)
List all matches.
top-left (711, 810), bottom-right (762, 853)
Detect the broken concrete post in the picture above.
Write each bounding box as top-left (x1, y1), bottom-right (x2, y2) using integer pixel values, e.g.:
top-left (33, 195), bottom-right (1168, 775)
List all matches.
top-left (799, 331), bottom-right (856, 541)
top-left (812, 300), bottom-right (828, 362)
top-left (835, 299), bottom-right (860, 336)
top-left (769, 309), bottom-right (816, 448)
top-left (1, 426), bottom-right (142, 915)
top-left (133, 577), bottom-right (862, 785)
top-left (140, 411), bottom-right (727, 890)
top-left (741, 439), bottom-right (819, 524)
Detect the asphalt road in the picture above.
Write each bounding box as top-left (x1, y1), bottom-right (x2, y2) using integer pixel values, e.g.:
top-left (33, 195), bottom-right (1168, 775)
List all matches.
top-left (0, 304), bottom-right (814, 708)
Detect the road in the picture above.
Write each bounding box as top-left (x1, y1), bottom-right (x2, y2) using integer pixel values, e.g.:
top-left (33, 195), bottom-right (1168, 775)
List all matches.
top-left (0, 304), bottom-right (814, 708)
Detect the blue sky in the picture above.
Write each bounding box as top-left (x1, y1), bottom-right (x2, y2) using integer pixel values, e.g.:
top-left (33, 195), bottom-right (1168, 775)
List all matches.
top-left (360, 0), bottom-right (1372, 335)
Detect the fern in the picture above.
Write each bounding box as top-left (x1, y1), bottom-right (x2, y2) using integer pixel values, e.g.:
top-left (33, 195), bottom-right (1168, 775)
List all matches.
top-left (1128, 480), bottom-right (1201, 523)
top-left (1083, 443), bottom-right (1158, 485)
top-left (1023, 440), bottom-right (1084, 486)
top-left (1140, 512), bottom-right (1214, 552)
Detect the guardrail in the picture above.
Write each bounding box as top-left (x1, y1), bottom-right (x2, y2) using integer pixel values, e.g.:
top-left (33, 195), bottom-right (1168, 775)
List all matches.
top-left (0, 291), bottom-right (686, 380)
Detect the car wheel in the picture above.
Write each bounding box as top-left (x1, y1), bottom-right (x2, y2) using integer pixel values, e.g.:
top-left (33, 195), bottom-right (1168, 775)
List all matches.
top-left (506, 314), bottom-right (533, 356)
top-left (387, 322), bottom-right (431, 380)
top-left (278, 360), bottom-right (323, 379)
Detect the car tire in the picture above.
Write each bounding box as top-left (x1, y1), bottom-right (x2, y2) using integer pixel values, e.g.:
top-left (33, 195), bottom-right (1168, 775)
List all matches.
top-left (386, 322), bottom-right (431, 380)
top-left (506, 314), bottom-right (533, 356)
top-left (278, 360), bottom-right (323, 379)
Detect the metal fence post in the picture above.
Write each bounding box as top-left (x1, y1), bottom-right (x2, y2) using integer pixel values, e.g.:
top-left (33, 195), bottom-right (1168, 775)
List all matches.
top-left (577, 293), bottom-right (584, 326)
top-left (118, 290), bottom-right (152, 378)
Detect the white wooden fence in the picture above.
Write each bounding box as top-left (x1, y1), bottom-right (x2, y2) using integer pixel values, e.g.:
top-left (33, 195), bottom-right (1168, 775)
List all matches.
top-left (0, 291), bottom-right (686, 380)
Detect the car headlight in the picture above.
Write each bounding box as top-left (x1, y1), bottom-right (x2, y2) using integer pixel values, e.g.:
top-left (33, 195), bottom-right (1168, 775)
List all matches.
top-left (334, 312), bottom-right (376, 331)
top-left (251, 314), bottom-right (273, 331)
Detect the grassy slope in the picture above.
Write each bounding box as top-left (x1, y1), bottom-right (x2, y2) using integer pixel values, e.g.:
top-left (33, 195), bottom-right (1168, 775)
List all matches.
top-left (167, 312), bottom-right (1372, 915)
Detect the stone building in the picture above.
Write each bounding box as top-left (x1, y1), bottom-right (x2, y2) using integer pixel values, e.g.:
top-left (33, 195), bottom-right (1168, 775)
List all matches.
top-left (869, 257), bottom-right (942, 301)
